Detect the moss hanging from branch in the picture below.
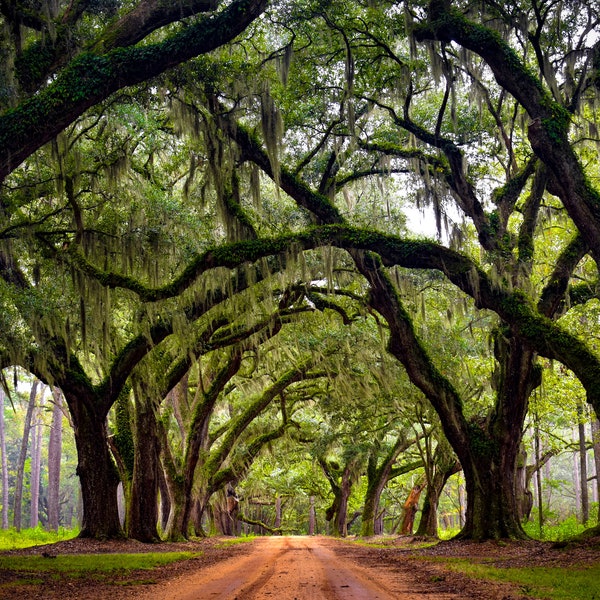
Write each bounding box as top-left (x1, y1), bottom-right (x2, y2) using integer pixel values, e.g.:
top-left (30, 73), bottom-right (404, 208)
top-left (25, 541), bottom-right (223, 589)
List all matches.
top-left (260, 83), bottom-right (284, 189)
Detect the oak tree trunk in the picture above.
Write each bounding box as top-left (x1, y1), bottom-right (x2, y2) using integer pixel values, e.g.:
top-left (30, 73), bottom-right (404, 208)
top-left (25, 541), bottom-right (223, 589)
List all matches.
top-left (335, 463), bottom-right (356, 537)
top-left (158, 467), bottom-right (171, 533)
top-left (127, 383), bottom-right (161, 542)
top-left (274, 495), bottom-right (282, 530)
top-left (416, 459), bottom-right (461, 537)
top-left (578, 402), bottom-right (589, 523)
top-left (361, 435), bottom-right (422, 537)
top-left (163, 482), bottom-right (187, 541)
top-left (65, 389), bottom-right (123, 539)
top-left (592, 420), bottom-right (600, 522)
top-left (308, 495), bottom-right (316, 535)
top-left (400, 482), bottom-right (425, 535)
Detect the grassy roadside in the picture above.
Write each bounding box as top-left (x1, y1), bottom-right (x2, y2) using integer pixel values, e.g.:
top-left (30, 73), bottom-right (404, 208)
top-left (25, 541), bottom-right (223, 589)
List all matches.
top-left (0, 527), bottom-right (77, 550)
top-left (0, 551), bottom-right (202, 574)
top-left (0, 530), bottom-right (257, 595)
top-left (349, 534), bottom-right (600, 600)
top-left (2, 530), bottom-right (599, 599)
top-left (0, 551), bottom-right (203, 591)
top-left (434, 558), bottom-right (600, 600)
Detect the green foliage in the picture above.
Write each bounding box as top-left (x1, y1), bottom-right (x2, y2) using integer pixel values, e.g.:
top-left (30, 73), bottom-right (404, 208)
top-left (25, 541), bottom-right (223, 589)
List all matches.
top-left (523, 515), bottom-right (594, 542)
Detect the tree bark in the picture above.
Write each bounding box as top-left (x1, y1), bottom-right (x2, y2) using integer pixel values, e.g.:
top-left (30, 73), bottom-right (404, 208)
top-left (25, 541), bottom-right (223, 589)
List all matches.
top-left (47, 388), bottom-right (64, 531)
top-left (517, 446), bottom-right (555, 523)
top-left (127, 381), bottom-right (161, 542)
top-left (157, 466), bottom-right (171, 534)
top-left (592, 420), bottom-right (600, 522)
top-left (162, 478), bottom-right (187, 541)
top-left (335, 463), bottom-right (355, 537)
top-left (321, 455), bottom-right (359, 538)
top-left (308, 496), bottom-right (316, 535)
top-left (361, 434), bottom-right (421, 537)
top-left (63, 386), bottom-right (123, 539)
top-left (578, 402), bottom-right (589, 523)
top-left (14, 379), bottom-right (38, 531)
top-left (516, 447), bottom-right (532, 522)
top-left (274, 495), bottom-right (282, 530)
top-left (416, 456), bottom-right (461, 537)
top-left (455, 332), bottom-right (540, 540)
top-left (212, 486), bottom-right (239, 535)
top-left (29, 395), bottom-right (44, 529)
top-left (158, 394), bottom-right (190, 541)
top-left (400, 482), bottom-right (425, 535)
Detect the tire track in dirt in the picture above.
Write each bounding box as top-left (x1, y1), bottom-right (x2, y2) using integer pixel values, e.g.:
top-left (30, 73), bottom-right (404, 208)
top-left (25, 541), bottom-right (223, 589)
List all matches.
top-left (131, 536), bottom-right (463, 600)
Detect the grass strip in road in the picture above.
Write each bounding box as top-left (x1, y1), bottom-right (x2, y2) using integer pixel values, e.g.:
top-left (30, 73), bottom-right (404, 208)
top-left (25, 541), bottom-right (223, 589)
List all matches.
top-left (437, 558), bottom-right (600, 600)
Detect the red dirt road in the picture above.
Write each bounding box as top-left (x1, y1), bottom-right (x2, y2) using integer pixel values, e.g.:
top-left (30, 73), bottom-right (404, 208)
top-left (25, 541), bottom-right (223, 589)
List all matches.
top-left (131, 536), bottom-right (460, 600)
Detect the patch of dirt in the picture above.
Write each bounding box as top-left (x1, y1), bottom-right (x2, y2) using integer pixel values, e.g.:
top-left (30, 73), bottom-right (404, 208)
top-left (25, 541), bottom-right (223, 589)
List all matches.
top-left (0, 534), bottom-right (599, 599)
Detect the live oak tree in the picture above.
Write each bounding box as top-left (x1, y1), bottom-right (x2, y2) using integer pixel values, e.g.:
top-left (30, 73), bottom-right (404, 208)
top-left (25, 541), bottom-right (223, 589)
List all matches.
top-left (0, 387), bottom-right (7, 529)
top-left (197, 0), bottom-right (600, 539)
top-left (2, 0), bottom-right (600, 542)
top-left (361, 431), bottom-right (423, 537)
top-left (0, 0), bottom-right (271, 539)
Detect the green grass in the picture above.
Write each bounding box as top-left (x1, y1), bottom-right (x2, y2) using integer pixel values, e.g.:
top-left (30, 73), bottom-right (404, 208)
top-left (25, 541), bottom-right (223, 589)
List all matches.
top-left (439, 516), bottom-right (598, 542)
top-left (523, 516), bottom-right (593, 541)
top-left (438, 527), bottom-right (461, 540)
top-left (215, 534), bottom-right (256, 548)
top-left (0, 551), bottom-right (201, 575)
top-left (0, 551), bottom-right (203, 591)
top-left (0, 527), bottom-right (77, 550)
top-left (349, 537), bottom-right (438, 550)
top-left (439, 558), bottom-right (600, 600)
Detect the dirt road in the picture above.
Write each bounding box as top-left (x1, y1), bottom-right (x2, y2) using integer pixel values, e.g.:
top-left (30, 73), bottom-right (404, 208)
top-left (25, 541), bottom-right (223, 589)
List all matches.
top-left (131, 536), bottom-right (462, 600)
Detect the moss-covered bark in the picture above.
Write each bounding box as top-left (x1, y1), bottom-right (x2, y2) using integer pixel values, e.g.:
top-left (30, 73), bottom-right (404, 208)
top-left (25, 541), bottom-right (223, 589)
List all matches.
top-left (0, 0), bottom-right (267, 180)
top-left (416, 457), bottom-right (460, 537)
top-left (62, 386), bottom-right (123, 539)
top-left (414, 0), bottom-right (600, 267)
top-left (127, 381), bottom-right (161, 543)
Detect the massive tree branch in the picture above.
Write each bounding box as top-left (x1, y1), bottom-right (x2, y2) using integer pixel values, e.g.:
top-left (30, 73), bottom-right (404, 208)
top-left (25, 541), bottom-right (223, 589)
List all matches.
top-left (0, 0), bottom-right (267, 181)
top-left (359, 97), bottom-right (495, 251)
top-left (414, 1), bottom-right (600, 266)
top-left (537, 234), bottom-right (589, 317)
top-left (94, 0), bottom-right (218, 52)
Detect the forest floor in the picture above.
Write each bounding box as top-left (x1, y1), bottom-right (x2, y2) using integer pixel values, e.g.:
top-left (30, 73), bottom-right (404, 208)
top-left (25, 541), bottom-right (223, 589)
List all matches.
top-left (1, 533), bottom-right (600, 599)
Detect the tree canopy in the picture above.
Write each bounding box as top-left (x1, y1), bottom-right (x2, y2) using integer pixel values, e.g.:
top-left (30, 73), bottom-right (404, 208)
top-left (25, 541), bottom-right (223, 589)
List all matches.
top-left (1, 0), bottom-right (600, 541)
